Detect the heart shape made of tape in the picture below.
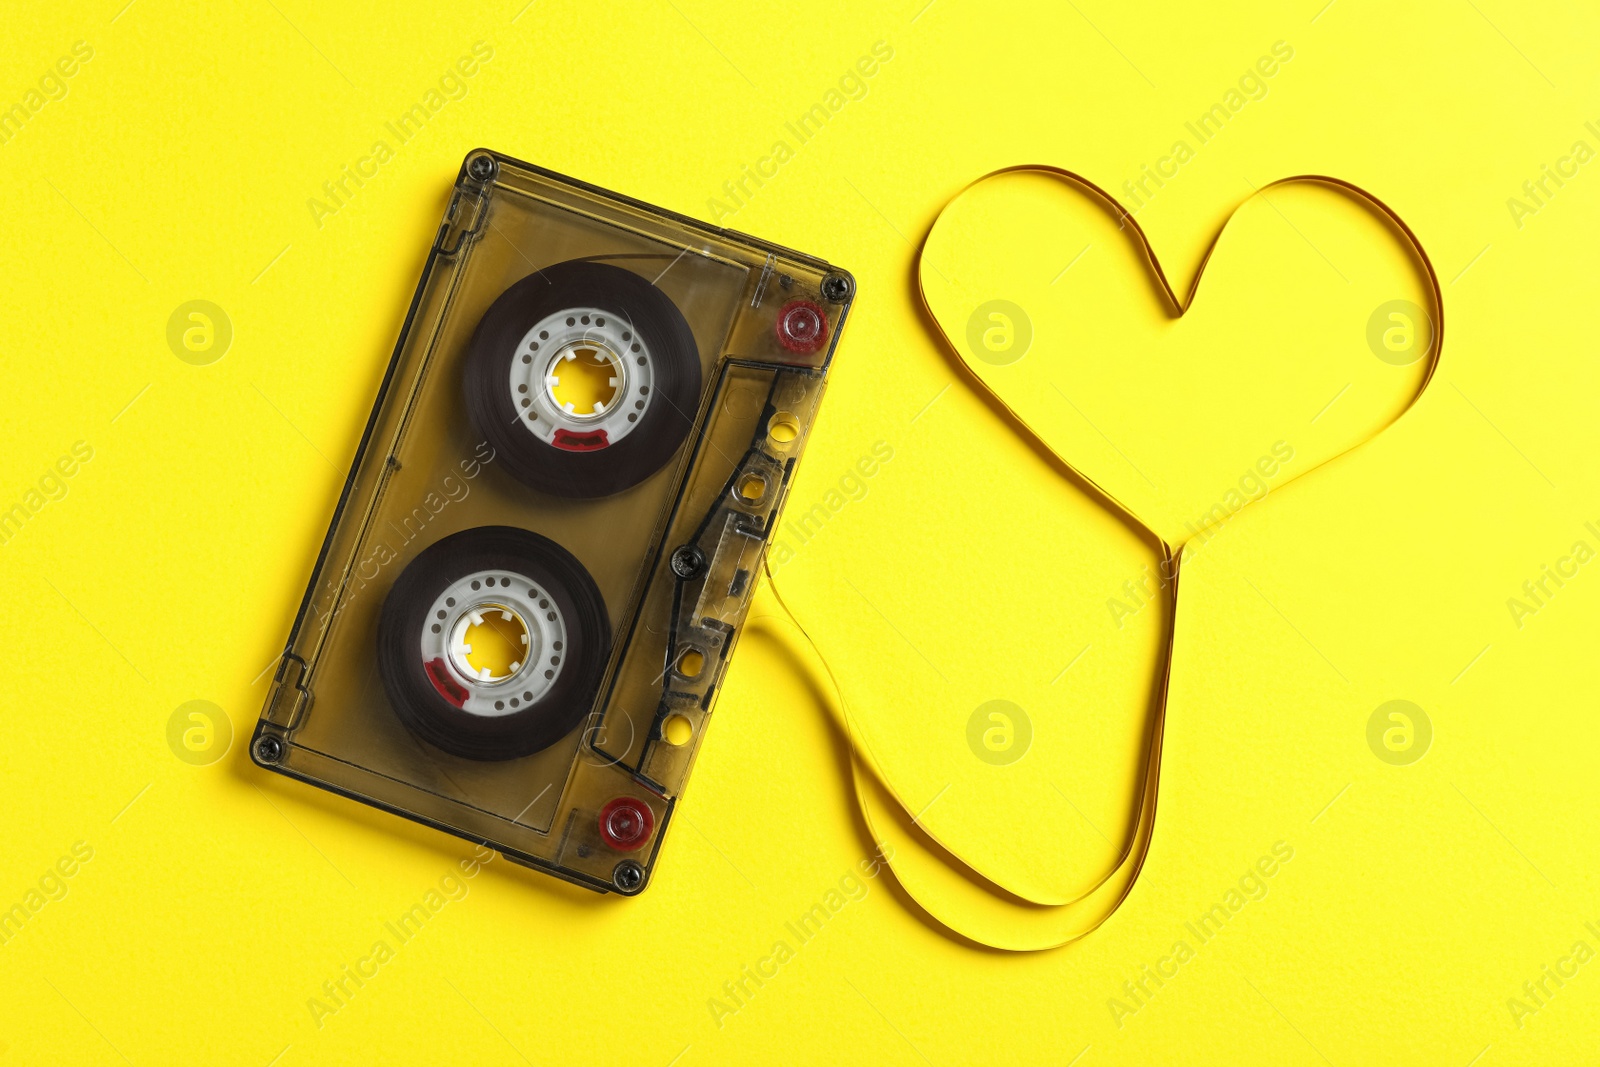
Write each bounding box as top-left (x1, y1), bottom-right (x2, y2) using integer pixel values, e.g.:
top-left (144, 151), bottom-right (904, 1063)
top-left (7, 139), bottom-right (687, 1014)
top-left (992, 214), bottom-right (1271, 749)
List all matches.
top-left (827, 170), bottom-right (1441, 925)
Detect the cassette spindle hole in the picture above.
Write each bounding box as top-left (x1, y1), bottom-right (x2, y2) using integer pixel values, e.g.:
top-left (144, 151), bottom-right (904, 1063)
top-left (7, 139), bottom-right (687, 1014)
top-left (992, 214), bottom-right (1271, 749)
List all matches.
top-left (662, 714), bottom-right (693, 746)
top-left (448, 602), bottom-right (532, 684)
top-left (547, 342), bottom-right (625, 419)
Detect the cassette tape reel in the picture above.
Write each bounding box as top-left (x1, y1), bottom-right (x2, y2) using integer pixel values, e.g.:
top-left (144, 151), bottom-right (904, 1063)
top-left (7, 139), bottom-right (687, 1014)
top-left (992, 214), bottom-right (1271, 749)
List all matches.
top-left (252, 150), bottom-right (852, 894)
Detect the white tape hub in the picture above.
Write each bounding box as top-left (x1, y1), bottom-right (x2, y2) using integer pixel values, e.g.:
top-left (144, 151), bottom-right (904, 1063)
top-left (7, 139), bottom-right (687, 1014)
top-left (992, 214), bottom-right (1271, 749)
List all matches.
top-left (419, 569), bottom-right (568, 717)
top-left (509, 306), bottom-right (656, 448)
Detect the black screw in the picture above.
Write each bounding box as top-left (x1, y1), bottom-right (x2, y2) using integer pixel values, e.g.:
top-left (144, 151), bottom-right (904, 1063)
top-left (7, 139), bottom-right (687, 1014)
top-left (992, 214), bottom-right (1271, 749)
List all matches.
top-left (613, 860), bottom-right (645, 894)
top-left (821, 273), bottom-right (853, 303)
top-left (467, 154), bottom-right (497, 182)
top-left (254, 735), bottom-right (284, 764)
top-left (670, 544), bottom-right (707, 580)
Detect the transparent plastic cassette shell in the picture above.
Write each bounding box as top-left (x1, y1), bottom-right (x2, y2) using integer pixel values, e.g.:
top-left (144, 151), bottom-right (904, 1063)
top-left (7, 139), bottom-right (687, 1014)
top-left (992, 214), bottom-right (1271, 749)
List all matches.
top-left (252, 150), bottom-right (851, 894)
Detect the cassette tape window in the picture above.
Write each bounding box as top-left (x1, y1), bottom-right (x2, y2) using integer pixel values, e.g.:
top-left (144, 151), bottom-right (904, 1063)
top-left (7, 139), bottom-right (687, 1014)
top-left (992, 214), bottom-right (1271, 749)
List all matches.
top-left (253, 150), bottom-right (853, 894)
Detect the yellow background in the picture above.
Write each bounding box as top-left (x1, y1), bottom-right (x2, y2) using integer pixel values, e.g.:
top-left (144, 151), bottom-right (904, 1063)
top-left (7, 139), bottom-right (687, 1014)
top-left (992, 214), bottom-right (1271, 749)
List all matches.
top-left (3, 1), bottom-right (1598, 1064)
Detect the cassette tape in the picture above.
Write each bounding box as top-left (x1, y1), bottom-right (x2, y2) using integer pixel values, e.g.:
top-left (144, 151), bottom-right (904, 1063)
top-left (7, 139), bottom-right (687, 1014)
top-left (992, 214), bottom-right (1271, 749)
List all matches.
top-left (252, 150), bottom-right (852, 894)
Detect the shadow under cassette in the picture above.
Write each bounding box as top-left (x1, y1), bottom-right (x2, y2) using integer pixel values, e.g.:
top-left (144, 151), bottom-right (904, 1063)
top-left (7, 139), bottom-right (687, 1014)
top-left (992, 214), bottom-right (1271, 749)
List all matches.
top-left (253, 149), bottom-right (853, 894)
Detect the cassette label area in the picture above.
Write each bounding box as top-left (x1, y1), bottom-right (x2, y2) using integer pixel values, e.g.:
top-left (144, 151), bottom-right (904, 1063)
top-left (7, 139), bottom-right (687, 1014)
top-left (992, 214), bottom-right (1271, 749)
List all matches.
top-left (253, 150), bottom-right (852, 894)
